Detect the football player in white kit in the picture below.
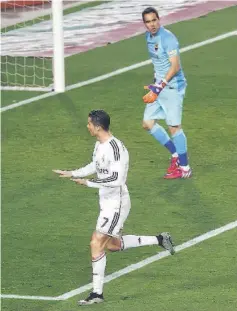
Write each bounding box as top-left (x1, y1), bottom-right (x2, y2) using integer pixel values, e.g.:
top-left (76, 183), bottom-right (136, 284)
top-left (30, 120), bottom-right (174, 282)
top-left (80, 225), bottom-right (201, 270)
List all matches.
top-left (53, 110), bottom-right (175, 305)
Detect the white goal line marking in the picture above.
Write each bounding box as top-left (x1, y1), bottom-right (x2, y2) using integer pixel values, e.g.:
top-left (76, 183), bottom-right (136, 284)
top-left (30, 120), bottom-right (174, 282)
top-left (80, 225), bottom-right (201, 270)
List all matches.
top-left (1, 219), bottom-right (237, 301)
top-left (1, 30), bottom-right (236, 113)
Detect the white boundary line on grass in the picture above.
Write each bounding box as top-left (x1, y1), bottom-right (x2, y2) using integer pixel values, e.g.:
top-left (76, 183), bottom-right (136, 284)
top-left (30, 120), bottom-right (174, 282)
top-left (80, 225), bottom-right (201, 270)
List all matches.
top-left (1, 30), bottom-right (236, 113)
top-left (1, 220), bottom-right (237, 301)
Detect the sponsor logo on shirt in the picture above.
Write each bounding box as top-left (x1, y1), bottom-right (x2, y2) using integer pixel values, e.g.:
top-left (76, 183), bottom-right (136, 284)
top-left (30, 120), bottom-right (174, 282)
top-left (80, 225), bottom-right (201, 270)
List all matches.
top-left (98, 168), bottom-right (109, 174)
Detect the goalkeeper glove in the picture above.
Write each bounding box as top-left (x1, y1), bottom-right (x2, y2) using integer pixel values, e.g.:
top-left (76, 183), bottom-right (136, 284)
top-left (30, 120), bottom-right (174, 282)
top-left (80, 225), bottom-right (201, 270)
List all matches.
top-left (143, 79), bottom-right (167, 104)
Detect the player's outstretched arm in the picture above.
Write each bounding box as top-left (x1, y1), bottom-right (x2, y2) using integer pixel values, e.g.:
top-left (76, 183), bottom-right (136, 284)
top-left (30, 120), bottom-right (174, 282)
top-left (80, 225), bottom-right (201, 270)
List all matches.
top-left (70, 143), bottom-right (98, 178)
top-left (52, 170), bottom-right (72, 178)
top-left (71, 162), bottom-right (96, 178)
top-left (71, 152), bottom-right (125, 188)
top-left (86, 158), bottom-right (125, 188)
top-left (53, 161), bottom-right (96, 178)
top-left (71, 178), bottom-right (87, 186)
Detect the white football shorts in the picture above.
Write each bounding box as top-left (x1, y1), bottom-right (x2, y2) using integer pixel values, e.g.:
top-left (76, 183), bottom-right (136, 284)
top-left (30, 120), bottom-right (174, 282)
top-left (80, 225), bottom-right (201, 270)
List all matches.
top-left (96, 191), bottom-right (131, 237)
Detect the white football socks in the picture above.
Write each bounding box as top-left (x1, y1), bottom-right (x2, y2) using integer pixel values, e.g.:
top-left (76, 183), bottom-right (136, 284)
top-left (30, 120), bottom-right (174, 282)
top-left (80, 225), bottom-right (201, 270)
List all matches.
top-left (92, 253), bottom-right (106, 295)
top-left (180, 165), bottom-right (190, 170)
top-left (121, 235), bottom-right (158, 250)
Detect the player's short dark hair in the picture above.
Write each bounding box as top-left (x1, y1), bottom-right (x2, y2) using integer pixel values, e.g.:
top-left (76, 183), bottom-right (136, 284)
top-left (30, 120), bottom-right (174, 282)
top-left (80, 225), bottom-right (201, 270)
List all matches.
top-left (142, 7), bottom-right (159, 22)
top-left (88, 110), bottom-right (110, 131)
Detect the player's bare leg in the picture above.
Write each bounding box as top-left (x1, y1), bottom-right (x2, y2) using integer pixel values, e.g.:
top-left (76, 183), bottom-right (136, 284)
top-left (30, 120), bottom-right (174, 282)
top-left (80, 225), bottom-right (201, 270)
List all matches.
top-left (78, 232), bottom-right (110, 306)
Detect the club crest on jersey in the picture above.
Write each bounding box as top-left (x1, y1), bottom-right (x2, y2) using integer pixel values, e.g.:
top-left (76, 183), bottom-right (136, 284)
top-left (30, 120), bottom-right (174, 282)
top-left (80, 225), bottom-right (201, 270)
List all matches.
top-left (154, 44), bottom-right (158, 51)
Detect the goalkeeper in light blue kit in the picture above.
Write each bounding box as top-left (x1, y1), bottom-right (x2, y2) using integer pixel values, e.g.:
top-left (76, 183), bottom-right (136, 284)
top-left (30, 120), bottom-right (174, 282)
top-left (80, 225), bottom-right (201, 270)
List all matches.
top-left (142, 7), bottom-right (192, 179)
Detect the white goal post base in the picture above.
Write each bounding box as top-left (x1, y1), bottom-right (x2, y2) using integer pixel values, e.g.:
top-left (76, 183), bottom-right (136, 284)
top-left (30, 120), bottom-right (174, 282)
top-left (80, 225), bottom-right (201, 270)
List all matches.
top-left (0, 86), bottom-right (54, 92)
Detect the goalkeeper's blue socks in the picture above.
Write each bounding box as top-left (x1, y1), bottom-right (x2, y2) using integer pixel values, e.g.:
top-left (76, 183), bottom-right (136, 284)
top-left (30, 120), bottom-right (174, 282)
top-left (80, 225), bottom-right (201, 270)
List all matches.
top-left (149, 123), bottom-right (177, 156)
top-left (172, 129), bottom-right (189, 167)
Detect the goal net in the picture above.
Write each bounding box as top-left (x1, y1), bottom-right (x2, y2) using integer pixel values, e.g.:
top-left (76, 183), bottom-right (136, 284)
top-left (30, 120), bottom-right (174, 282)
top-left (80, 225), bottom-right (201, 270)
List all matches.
top-left (1, 0), bottom-right (65, 92)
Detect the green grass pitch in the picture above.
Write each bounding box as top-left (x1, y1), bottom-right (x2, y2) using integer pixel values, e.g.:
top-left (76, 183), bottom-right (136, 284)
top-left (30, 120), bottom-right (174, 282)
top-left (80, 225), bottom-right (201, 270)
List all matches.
top-left (1, 6), bottom-right (237, 311)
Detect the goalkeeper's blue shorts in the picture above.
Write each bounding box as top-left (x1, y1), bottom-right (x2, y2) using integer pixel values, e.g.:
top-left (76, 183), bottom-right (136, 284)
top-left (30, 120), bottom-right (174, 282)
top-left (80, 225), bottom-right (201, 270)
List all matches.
top-left (143, 86), bottom-right (186, 126)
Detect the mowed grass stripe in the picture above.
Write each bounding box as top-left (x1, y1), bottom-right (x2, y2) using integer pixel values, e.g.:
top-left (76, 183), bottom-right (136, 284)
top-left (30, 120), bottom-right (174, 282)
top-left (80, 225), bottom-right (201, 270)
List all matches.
top-left (1, 30), bottom-right (236, 113)
top-left (1, 220), bottom-right (236, 300)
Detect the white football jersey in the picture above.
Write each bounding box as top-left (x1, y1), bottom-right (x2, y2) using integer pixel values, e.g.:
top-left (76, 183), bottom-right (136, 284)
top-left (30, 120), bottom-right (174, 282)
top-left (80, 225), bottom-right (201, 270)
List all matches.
top-left (72, 136), bottom-right (129, 198)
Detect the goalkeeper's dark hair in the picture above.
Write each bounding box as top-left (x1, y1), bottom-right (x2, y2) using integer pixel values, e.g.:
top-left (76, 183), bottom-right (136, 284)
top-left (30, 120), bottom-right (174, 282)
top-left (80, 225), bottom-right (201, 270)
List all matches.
top-left (88, 110), bottom-right (110, 131)
top-left (142, 7), bottom-right (159, 22)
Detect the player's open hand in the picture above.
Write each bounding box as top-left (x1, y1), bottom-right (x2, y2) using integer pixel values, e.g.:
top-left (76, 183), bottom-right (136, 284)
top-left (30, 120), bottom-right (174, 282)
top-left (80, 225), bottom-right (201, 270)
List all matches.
top-left (71, 178), bottom-right (87, 186)
top-left (52, 169), bottom-right (72, 178)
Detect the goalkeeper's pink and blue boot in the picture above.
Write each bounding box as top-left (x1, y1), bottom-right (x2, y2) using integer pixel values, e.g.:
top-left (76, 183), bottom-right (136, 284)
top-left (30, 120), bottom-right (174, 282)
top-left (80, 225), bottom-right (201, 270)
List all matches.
top-left (164, 166), bottom-right (192, 179)
top-left (167, 156), bottom-right (179, 174)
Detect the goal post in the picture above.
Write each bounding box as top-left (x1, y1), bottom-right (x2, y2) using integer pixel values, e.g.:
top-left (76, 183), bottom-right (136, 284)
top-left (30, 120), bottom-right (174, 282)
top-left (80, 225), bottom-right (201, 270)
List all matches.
top-left (1, 0), bottom-right (65, 93)
top-left (52, 0), bottom-right (65, 93)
